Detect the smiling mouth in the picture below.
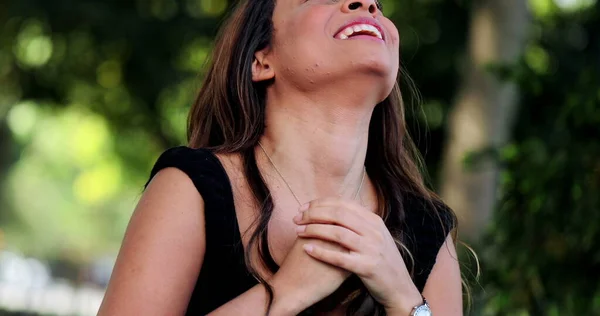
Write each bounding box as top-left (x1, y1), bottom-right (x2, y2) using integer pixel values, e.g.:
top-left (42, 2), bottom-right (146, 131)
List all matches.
top-left (335, 24), bottom-right (383, 40)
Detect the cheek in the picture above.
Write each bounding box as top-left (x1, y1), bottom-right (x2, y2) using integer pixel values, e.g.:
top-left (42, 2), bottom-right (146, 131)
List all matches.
top-left (288, 9), bottom-right (331, 48)
top-left (383, 20), bottom-right (401, 46)
top-left (273, 11), bottom-right (333, 70)
top-left (390, 31), bottom-right (401, 49)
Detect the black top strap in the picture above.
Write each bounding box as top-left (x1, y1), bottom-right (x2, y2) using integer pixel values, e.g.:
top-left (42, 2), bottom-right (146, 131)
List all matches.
top-left (147, 147), bottom-right (239, 250)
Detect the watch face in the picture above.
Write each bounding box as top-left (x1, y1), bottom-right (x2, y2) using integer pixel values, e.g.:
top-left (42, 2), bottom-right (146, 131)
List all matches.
top-left (414, 305), bottom-right (432, 316)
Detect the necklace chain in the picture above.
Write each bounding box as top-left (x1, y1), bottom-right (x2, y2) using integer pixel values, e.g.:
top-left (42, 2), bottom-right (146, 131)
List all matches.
top-left (258, 141), bottom-right (366, 206)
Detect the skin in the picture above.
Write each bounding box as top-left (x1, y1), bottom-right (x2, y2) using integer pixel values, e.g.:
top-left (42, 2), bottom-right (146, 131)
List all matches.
top-left (98, 0), bottom-right (463, 315)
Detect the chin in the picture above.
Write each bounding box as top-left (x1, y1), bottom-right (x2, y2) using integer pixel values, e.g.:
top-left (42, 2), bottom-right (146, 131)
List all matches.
top-left (356, 62), bottom-right (398, 95)
top-left (363, 57), bottom-right (397, 77)
top-left (377, 81), bottom-right (397, 103)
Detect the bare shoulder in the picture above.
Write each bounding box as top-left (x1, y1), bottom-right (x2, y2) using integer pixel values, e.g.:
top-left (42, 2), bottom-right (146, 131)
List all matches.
top-left (422, 234), bottom-right (462, 315)
top-left (98, 168), bottom-right (206, 316)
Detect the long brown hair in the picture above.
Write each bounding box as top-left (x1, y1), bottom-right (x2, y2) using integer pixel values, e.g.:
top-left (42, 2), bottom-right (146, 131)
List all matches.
top-left (187, 0), bottom-right (457, 314)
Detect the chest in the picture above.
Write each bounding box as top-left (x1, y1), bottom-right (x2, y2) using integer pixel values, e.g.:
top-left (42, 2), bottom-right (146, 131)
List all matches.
top-left (215, 152), bottom-right (378, 278)
top-left (216, 153), bottom-right (302, 278)
top-left (233, 183), bottom-right (303, 269)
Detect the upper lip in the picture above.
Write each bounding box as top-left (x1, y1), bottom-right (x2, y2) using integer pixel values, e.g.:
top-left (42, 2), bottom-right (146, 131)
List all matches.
top-left (334, 17), bottom-right (385, 41)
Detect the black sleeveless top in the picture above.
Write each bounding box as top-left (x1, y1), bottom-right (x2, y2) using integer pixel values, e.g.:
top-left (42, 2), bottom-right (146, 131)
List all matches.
top-left (147, 147), bottom-right (455, 315)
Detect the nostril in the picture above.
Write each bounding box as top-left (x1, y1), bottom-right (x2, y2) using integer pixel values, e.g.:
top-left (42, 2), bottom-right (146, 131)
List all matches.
top-left (348, 2), bottom-right (378, 13)
top-left (348, 2), bottom-right (361, 10)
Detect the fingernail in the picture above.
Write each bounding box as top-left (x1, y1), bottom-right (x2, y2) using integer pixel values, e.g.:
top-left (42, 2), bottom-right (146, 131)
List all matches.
top-left (303, 244), bottom-right (314, 253)
top-left (296, 225), bottom-right (306, 233)
top-left (299, 203), bottom-right (310, 212)
top-left (293, 213), bottom-right (303, 223)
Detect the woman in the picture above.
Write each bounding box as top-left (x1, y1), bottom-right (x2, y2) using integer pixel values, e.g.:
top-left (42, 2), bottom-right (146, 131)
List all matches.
top-left (99, 0), bottom-right (462, 315)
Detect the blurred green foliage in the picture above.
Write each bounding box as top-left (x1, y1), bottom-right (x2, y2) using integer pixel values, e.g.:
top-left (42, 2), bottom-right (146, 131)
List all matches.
top-left (477, 2), bottom-right (600, 314)
top-left (0, 0), bottom-right (598, 314)
top-left (0, 0), bottom-right (232, 262)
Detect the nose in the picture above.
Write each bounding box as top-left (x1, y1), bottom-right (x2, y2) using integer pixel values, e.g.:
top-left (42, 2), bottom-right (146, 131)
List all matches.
top-left (343, 0), bottom-right (379, 15)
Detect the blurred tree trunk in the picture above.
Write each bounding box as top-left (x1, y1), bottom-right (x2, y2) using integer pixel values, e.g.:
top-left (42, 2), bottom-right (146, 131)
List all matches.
top-left (440, 0), bottom-right (530, 240)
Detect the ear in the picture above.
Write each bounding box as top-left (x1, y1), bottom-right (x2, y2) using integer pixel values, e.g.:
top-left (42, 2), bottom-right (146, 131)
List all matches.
top-left (252, 48), bottom-right (275, 82)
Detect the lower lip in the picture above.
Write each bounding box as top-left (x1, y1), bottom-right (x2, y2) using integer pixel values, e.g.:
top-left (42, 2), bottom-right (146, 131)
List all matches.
top-left (337, 35), bottom-right (385, 43)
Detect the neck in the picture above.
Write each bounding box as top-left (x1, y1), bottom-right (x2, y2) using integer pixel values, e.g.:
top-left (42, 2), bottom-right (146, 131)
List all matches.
top-left (257, 86), bottom-right (376, 202)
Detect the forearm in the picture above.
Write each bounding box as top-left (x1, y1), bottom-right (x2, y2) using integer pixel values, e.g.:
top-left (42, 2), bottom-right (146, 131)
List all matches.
top-left (207, 283), bottom-right (302, 316)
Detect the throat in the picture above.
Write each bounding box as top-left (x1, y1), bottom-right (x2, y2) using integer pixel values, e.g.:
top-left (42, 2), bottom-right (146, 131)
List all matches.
top-left (257, 141), bottom-right (366, 205)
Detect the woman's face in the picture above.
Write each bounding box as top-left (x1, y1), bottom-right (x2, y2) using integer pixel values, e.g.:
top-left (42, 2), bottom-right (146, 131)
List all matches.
top-left (261, 0), bottom-right (400, 100)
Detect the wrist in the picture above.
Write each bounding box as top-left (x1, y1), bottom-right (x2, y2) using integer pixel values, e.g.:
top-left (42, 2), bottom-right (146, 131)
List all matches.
top-left (268, 276), bottom-right (306, 316)
top-left (385, 289), bottom-right (424, 316)
top-left (270, 297), bottom-right (298, 316)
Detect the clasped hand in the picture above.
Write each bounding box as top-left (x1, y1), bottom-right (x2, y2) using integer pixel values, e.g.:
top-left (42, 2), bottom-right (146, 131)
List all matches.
top-left (293, 197), bottom-right (422, 314)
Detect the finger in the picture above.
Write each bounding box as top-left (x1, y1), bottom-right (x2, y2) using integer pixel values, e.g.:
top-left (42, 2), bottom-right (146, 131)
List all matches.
top-left (301, 197), bottom-right (382, 226)
top-left (296, 224), bottom-right (362, 251)
top-left (294, 205), bottom-right (367, 235)
top-left (303, 243), bottom-right (360, 273)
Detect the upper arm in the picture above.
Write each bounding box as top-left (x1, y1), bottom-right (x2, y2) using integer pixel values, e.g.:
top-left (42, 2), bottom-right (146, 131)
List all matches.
top-left (422, 234), bottom-right (463, 316)
top-left (98, 168), bottom-right (206, 316)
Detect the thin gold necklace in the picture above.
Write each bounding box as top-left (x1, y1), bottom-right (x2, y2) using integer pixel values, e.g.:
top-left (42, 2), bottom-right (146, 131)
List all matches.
top-left (258, 141), bottom-right (366, 206)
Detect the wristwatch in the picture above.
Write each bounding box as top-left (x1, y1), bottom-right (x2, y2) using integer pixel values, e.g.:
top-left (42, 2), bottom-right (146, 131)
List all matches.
top-left (410, 297), bottom-right (432, 316)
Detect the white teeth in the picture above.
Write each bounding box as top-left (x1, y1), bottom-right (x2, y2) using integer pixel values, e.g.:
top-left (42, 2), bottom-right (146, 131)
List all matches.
top-left (367, 25), bottom-right (379, 34)
top-left (336, 24), bottom-right (383, 40)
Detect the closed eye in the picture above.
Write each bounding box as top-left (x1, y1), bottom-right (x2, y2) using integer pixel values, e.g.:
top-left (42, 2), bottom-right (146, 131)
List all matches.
top-left (303, 0), bottom-right (384, 12)
top-left (376, 0), bottom-right (384, 12)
